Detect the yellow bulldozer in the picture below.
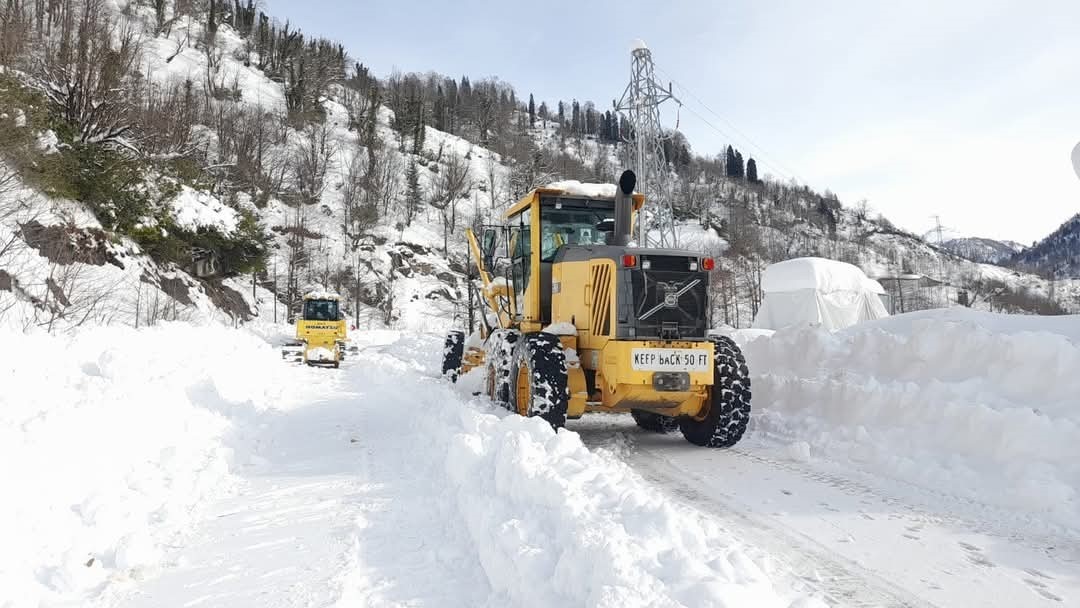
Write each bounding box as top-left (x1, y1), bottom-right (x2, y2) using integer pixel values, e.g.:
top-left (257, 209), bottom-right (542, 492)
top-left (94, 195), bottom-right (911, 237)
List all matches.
top-left (442, 170), bottom-right (751, 447)
top-left (283, 291), bottom-right (347, 368)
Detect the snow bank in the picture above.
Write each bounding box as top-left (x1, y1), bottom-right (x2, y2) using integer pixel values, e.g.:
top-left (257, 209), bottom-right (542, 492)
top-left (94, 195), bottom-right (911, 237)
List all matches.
top-left (854, 307), bottom-right (1080, 344)
top-left (739, 308), bottom-right (1080, 534)
top-left (362, 334), bottom-right (813, 608)
top-left (0, 323), bottom-right (285, 606)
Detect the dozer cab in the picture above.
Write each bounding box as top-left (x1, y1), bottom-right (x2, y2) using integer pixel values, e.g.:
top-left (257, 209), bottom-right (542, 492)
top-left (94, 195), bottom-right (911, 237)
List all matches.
top-left (288, 291), bottom-right (347, 368)
top-left (443, 171), bottom-right (751, 447)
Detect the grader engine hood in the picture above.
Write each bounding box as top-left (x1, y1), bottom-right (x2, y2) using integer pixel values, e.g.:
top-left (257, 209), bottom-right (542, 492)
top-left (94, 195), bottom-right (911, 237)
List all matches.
top-left (620, 251), bottom-right (709, 341)
top-left (553, 246), bottom-right (710, 341)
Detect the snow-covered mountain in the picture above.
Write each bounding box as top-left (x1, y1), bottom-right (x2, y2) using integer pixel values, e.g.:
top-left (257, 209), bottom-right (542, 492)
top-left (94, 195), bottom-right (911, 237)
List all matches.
top-left (1012, 213), bottom-right (1080, 279)
top-left (941, 236), bottom-right (1026, 265)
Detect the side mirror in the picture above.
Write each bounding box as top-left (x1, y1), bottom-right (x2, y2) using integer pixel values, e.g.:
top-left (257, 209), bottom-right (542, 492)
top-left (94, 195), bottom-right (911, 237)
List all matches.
top-left (482, 228), bottom-right (498, 269)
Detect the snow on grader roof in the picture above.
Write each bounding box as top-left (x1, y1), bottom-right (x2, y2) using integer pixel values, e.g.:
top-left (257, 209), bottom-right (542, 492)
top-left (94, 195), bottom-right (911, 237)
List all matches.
top-left (762, 257), bottom-right (885, 295)
top-left (543, 180), bottom-right (620, 200)
top-left (303, 290), bottom-right (341, 301)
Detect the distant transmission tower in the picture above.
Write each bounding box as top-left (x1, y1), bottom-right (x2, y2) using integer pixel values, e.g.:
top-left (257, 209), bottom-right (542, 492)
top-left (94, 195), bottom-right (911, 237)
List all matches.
top-left (615, 39), bottom-right (681, 247)
top-left (931, 215), bottom-right (945, 245)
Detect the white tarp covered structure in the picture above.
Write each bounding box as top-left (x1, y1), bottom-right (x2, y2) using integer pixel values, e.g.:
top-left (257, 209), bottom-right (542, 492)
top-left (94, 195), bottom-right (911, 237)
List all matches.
top-left (752, 257), bottom-right (889, 331)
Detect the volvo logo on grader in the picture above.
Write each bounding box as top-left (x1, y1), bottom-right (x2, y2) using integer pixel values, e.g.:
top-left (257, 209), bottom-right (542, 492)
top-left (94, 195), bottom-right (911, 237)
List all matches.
top-left (439, 170), bottom-right (753, 448)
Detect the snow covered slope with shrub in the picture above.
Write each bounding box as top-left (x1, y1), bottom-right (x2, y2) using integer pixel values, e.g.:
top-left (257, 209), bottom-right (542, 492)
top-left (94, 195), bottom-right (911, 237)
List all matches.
top-left (0, 172), bottom-right (273, 333)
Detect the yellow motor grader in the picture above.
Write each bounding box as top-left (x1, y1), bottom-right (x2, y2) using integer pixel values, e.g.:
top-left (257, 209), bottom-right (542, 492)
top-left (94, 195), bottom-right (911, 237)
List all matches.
top-left (283, 291), bottom-right (347, 368)
top-left (442, 171), bottom-right (751, 447)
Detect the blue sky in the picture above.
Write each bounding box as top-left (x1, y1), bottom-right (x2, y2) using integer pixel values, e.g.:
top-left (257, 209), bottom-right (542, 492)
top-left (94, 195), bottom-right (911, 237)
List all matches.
top-left (266, 0), bottom-right (1080, 243)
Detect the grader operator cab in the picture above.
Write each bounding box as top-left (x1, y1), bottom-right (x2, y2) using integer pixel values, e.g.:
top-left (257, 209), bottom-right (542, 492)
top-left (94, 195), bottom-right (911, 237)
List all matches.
top-left (284, 292), bottom-right (347, 368)
top-left (443, 170), bottom-right (751, 447)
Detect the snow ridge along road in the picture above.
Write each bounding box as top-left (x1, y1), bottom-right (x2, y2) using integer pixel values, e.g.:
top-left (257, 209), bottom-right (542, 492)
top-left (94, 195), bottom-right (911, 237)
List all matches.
top-left (98, 329), bottom-right (815, 608)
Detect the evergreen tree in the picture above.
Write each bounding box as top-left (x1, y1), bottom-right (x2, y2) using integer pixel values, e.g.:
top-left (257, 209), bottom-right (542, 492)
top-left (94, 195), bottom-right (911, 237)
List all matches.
top-left (433, 85), bottom-right (446, 132)
top-left (558, 101), bottom-right (565, 126)
top-left (412, 105), bottom-right (426, 155)
top-left (746, 157), bottom-right (758, 183)
top-left (405, 160), bottom-right (422, 226)
top-left (528, 93), bottom-right (536, 127)
top-left (725, 146), bottom-right (737, 177)
top-left (571, 100), bottom-right (581, 134)
top-left (734, 151), bottom-right (745, 179)
top-left (538, 102), bottom-right (548, 121)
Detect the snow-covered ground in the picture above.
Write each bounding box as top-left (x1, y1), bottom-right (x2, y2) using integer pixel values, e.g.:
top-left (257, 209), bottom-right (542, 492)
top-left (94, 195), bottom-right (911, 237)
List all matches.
top-left (2, 327), bottom-right (814, 607)
top-left (3, 308), bottom-right (1077, 607)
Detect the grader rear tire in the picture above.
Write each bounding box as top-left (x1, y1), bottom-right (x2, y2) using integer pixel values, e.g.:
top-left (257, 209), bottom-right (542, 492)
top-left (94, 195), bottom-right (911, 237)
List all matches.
top-left (442, 330), bottom-right (466, 382)
top-left (679, 336), bottom-right (752, 448)
top-left (510, 332), bottom-right (569, 429)
top-left (631, 410), bottom-right (680, 433)
top-left (484, 329), bottom-right (520, 409)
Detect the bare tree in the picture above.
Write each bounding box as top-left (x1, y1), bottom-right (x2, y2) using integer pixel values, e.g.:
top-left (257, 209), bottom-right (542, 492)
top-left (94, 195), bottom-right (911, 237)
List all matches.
top-left (0, 0), bottom-right (32, 66)
top-left (485, 155), bottom-right (503, 209)
top-left (292, 121), bottom-right (336, 206)
top-left (138, 78), bottom-right (202, 157)
top-left (428, 152), bottom-right (472, 254)
top-left (365, 146), bottom-right (402, 217)
top-left (31, 261), bottom-right (120, 332)
top-left (36, 2), bottom-right (142, 149)
top-left (340, 148), bottom-right (378, 251)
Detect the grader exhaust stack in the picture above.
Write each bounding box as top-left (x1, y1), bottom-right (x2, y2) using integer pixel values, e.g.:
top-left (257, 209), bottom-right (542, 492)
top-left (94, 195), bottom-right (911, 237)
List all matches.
top-left (613, 170), bottom-right (636, 246)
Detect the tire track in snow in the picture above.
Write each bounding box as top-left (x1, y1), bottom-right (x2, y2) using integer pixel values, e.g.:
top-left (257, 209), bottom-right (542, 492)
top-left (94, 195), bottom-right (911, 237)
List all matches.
top-left (590, 432), bottom-right (936, 608)
top-left (576, 419), bottom-right (1077, 608)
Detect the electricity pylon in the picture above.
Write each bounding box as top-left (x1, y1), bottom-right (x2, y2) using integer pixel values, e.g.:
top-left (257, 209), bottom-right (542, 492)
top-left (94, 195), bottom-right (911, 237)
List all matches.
top-left (615, 39), bottom-right (681, 247)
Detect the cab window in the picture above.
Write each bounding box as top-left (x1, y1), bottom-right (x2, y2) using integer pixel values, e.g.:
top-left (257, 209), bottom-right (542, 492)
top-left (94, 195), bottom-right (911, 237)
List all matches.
top-left (539, 206), bottom-right (614, 261)
top-left (303, 300), bottom-right (339, 321)
top-left (509, 214), bottom-right (531, 314)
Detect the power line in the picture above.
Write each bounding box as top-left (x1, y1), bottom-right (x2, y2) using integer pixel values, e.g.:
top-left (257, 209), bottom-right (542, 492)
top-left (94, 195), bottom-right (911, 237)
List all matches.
top-left (654, 65), bottom-right (804, 183)
top-left (675, 103), bottom-right (793, 182)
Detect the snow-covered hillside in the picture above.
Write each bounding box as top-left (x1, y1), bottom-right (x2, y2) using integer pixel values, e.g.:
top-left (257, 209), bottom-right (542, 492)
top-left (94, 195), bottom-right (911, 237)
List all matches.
top-left (1013, 213), bottom-right (1080, 279)
top-left (3, 0), bottom-right (1077, 333)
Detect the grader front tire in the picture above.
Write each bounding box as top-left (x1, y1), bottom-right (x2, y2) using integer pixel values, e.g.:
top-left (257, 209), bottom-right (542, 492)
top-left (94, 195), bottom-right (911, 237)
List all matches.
top-left (442, 330), bottom-right (466, 383)
top-left (484, 329), bottom-right (520, 409)
top-left (510, 332), bottom-right (569, 429)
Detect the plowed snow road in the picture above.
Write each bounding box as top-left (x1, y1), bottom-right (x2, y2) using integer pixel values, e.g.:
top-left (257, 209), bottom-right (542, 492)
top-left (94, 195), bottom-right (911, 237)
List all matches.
top-left (575, 416), bottom-right (1079, 607)
top-left (112, 331), bottom-right (1078, 608)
